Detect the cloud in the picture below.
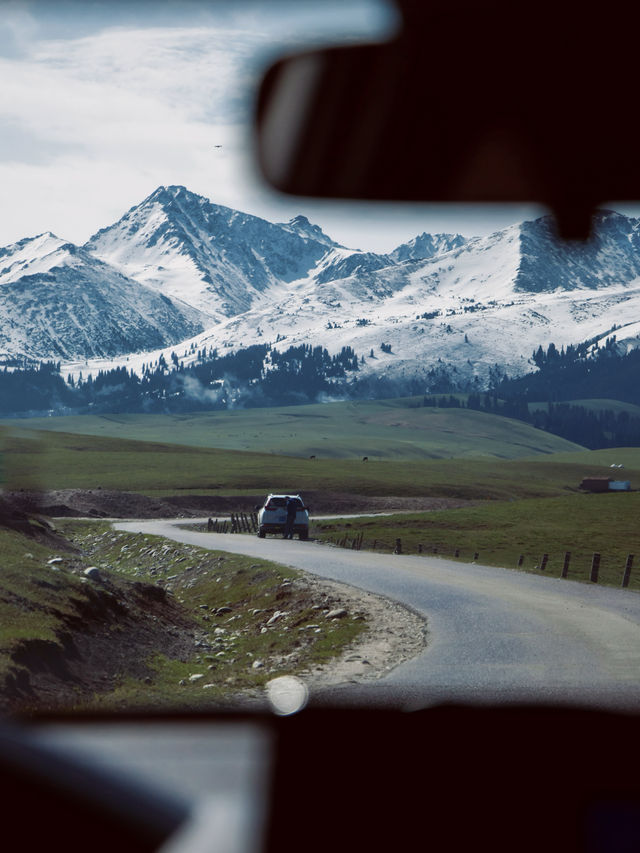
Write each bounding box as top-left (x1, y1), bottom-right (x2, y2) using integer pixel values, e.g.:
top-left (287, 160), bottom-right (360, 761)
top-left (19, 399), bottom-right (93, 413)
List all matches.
top-left (0, 2), bottom-right (548, 253)
top-left (0, 22), bottom-right (270, 243)
top-left (28, 26), bottom-right (266, 124)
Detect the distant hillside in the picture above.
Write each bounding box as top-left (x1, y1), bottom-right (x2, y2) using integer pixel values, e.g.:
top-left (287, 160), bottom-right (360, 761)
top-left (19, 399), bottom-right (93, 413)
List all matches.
top-left (4, 396), bottom-right (584, 461)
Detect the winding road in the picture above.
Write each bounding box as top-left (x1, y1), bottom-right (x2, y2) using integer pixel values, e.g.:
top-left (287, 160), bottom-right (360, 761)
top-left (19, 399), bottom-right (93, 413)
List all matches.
top-left (115, 520), bottom-right (640, 711)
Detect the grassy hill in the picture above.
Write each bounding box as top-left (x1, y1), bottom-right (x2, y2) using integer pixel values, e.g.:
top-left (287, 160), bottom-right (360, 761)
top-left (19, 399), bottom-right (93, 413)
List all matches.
top-left (2, 396), bottom-right (584, 460)
top-left (1, 425), bottom-right (633, 502)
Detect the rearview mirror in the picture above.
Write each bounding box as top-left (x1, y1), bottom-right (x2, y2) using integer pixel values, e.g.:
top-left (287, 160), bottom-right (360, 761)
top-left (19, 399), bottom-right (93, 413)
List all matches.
top-left (255, 4), bottom-right (640, 240)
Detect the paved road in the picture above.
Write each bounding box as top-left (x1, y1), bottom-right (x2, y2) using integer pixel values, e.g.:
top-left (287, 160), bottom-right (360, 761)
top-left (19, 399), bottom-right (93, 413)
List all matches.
top-left (115, 520), bottom-right (640, 711)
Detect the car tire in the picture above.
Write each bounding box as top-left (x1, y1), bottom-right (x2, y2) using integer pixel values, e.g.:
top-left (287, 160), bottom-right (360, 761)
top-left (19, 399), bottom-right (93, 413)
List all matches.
top-left (258, 528), bottom-right (266, 538)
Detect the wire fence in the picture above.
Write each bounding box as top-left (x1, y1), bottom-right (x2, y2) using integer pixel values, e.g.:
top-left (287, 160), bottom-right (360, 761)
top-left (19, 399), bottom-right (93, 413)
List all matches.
top-left (198, 515), bottom-right (636, 589)
top-left (323, 533), bottom-right (636, 589)
top-left (205, 512), bottom-right (258, 534)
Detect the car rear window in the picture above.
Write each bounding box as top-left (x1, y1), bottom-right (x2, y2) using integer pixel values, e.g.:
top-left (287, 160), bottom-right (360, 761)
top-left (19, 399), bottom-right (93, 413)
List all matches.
top-left (266, 498), bottom-right (287, 509)
top-left (265, 498), bottom-right (304, 509)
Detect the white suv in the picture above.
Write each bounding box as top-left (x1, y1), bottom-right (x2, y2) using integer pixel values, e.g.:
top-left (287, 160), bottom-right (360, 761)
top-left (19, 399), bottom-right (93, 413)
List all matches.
top-left (257, 494), bottom-right (309, 540)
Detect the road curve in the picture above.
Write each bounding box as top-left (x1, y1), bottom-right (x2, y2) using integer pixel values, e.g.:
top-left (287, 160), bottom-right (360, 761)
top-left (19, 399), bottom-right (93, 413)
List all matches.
top-left (115, 520), bottom-right (640, 711)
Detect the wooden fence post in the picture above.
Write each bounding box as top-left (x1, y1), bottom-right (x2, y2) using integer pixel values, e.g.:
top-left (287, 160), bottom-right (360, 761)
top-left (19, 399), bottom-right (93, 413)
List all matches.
top-left (561, 552), bottom-right (571, 579)
top-left (473, 552), bottom-right (479, 561)
top-left (622, 554), bottom-right (634, 588)
top-left (454, 549), bottom-right (460, 558)
top-left (207, 517), bottom-right (213, 531)
top-left (517, 555), bottom-right (524, 567)
top-left (394, 538), bottom-right (402, 554)
top-left (540, 554), bottom-right (549, 571)
top-left (590, 553), bottom-right (601, 584)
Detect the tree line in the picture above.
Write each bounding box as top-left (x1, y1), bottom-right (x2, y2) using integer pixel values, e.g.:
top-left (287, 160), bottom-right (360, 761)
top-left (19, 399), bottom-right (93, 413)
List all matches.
top-left (418, 337), bottom-right (640, 448)
top-left (0, 344), bottom-right (362, 416)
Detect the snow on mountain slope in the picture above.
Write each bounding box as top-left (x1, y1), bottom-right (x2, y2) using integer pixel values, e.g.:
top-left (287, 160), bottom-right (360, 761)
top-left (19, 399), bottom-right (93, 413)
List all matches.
top-left (312, 247), bottom-right (400, 289)
top-left (0, 233), bottom-right (73, 285)
top-left (277, 214), bottom-right (340, 249)
top-left (389, 231), bottom-right (467, 262)
top-left (85, 186), bottom-right (335, 319)
top-left (0, 239), bottom-right (205, 361)
top-left (66, 208), bottom-right (640, 391)
top-left (515, 210), bottom-right (640, 292)
top-left (399, 223), bottom-right (524, 305)
top-left (7, 186), bottom-right (640, 395)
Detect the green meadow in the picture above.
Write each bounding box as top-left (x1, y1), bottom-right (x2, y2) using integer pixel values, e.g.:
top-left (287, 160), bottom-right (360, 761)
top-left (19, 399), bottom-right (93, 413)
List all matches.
top-left (1, 396), bottom-right (582, 460)
top-left (1, 426), bottom-right (630, 500)
top-left (312, 492), bottom-right (640, 590)
top-left (0, 396), bottom-right (590, 497)
top-left (2, 399), bottom-right (639, 504)
top-left (2, 396), bottom-right (640, 590)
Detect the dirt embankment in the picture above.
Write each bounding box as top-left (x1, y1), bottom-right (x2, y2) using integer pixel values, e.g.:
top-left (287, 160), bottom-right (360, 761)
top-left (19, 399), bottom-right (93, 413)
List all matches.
top-left (1, 515), bottom-right (426, 714)
top-left (0, 494), bottom-right (76, 550)
top-left (4, 573), bottom-right (196, 714)
top-left (4, 489), bottom-right (471, 519)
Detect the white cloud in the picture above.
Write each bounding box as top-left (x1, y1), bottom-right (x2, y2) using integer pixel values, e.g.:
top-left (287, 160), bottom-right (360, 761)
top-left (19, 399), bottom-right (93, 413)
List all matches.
top-left (0, 2), bottom-right (560, 252)
top-left (29, 26), bottom-right (265, 123)
top-left (0, 21), bottom-right (271, 243)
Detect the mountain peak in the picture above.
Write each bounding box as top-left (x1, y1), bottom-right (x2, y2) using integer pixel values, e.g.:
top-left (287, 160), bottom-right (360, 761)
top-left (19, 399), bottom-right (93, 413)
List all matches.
top-left (85, 187), bottom-right (336, 318)
top-left (289, 214), bottom-right (311, 227)
top-left (279, 214), bottom-right (339, 248)
top-left (143, 184), bottom-right (207, 211)
top-left (390, 231), bottom-right (467, 262)
top-left (0, 232), bottom-right (70, 281)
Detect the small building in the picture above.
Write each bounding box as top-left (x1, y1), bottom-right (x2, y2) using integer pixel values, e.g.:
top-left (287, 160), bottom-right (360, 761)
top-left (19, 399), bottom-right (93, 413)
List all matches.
top-left (579, 477), bottom-right (612, 493)
top-left (579, 477), bottom-right (631, 492)
top-left (609, 480), bottom-right (631, 491)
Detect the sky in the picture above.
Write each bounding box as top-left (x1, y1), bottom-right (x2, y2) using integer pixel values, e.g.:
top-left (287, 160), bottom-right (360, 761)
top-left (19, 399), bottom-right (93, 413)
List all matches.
top-left (0, 0), bottom-right (550, 253)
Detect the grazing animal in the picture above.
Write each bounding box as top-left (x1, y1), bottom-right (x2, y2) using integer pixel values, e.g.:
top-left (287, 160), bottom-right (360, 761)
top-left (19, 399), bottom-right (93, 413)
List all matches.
top-left (309, 455), bottom-right (316, 460)
top-left (362, 456), bottom-right (368, 462)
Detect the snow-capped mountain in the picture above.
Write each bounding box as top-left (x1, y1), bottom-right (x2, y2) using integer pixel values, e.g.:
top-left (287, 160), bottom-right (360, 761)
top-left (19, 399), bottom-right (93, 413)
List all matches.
top-left (277, 214), bottom-right (340, 249)
top-left (0, 232), bottom-right (70, 284)
top-left (5, 186), bottom-right (640, 395)
top-left (0, 232), bottom-right (204, 361)
top-left (389, 232), bottom-right (467, 262)
top-left (515, 211), bottom-right (640, 292)
top-left (127, 206), bottom-right (640, 393)
top-left (85, 186), bottom-right (337, 320)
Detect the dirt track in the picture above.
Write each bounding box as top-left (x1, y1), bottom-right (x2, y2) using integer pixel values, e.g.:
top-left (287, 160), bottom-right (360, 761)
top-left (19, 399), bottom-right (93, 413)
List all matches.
top-left (3, 489), bottom-right (472, 519)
